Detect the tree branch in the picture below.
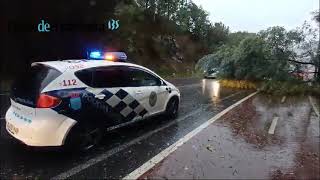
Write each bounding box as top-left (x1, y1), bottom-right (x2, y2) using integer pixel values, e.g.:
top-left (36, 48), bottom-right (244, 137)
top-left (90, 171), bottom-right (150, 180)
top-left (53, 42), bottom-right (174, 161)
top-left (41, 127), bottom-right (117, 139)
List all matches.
top-left (288, 59), bottom-right (315, 65)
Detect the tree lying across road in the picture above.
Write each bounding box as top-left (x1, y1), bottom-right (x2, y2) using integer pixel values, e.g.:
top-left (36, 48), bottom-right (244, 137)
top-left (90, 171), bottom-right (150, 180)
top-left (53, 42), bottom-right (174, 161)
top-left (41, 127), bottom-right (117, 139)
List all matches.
top-left (196, 12), bottom-right (320, 84)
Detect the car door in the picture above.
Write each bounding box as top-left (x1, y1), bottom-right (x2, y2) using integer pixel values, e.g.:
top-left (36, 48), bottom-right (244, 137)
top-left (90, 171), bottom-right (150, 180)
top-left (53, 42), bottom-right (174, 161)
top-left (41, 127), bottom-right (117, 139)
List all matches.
top-left (85, 65), bottom-right (163, 126)
top-left (73, 66), bottom-right (127, 127)
top-left (126, 67), bottom-right (169, 116)
top-left (87, 66), bottom-right (137, 126)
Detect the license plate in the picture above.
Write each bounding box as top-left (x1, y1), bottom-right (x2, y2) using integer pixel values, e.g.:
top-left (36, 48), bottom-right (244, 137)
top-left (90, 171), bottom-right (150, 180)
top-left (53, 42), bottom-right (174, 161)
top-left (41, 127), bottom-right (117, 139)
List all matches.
top-left (7, 122), bottom-right (19, 135)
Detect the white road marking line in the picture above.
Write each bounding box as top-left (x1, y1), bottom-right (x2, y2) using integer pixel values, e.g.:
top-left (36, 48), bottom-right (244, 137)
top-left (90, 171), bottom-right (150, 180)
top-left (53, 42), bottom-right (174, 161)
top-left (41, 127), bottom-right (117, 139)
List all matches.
top-left (309, 96), bottom-right (320, 119)
top-left (281, 96), bottom-right (286, 103)
top-left (268, 117), bottom-right (279, 135)
top-left (0, 93), bottom-right (9, 96)
top-left (123, 91), bottom-right (258, 180)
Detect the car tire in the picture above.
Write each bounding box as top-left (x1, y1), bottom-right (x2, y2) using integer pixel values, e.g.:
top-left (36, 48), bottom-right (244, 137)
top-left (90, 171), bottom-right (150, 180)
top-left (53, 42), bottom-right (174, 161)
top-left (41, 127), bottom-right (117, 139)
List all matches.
top-left (64, 125), bottom-right (103, 152)
top-left (165, 97), bottom-right (179, 119)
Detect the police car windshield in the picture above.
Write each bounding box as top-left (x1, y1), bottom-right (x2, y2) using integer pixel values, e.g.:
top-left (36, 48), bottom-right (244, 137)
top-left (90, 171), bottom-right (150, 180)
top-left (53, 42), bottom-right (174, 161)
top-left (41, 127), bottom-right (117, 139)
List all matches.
top-left (11, 64), bottom-right (62, 107)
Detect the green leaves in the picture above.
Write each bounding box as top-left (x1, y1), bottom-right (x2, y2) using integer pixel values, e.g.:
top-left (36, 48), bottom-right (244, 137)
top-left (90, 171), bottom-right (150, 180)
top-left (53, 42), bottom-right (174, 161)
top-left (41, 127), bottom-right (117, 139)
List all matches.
top-left (197, 33), bottom-right (291, 81)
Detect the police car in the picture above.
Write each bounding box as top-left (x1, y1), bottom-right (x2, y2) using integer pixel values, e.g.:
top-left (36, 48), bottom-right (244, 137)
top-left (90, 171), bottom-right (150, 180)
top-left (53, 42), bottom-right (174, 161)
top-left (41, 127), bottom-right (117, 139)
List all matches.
top-left (5, 51), bottom-right (180, 149)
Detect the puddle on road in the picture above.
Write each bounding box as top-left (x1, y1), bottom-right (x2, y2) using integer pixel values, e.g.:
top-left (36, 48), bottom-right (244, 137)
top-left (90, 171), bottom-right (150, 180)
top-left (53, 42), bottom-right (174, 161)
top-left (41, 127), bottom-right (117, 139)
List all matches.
top-left (141, 94), bottom-right (319, 179)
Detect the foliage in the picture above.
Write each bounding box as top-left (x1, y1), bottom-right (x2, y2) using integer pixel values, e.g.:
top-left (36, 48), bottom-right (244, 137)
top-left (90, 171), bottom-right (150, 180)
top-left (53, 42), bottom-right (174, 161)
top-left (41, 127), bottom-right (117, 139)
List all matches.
top-left (212, 45), bottom-right (237, 79)
top-left (259, 24), bottom-right (319, 82)
top-left (233, 37), bottom-right (275, 80)
top-left (135, 0), bottom-right (229, 48)
top-left (206, 22), bottom-right (230, 50)
top-left (195, 32), bottom-right (257, 78)
top-left (195, 53), bottom-right (215, 72)
top-left (295, 22), bottom-right (320, 82)
top-left (226, 31), bottom-right (256, 46)
top-left (196, 35), bottom-right (279, 81)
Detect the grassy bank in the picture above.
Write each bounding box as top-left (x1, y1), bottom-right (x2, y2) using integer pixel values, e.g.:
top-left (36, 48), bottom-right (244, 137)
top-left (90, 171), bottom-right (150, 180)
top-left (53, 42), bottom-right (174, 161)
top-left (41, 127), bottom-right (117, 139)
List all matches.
top-left (219, 79), bottom-right (320, 96)
top-left (219, 80), bottom-right (257, 89)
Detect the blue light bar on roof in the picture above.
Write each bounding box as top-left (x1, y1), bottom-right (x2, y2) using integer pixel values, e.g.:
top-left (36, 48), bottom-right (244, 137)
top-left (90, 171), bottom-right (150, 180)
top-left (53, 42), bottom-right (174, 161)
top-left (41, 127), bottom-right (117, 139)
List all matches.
top-left (89, 51), bottom-right (102, 59)
top-left (88, 51), bottom-right (127, 62)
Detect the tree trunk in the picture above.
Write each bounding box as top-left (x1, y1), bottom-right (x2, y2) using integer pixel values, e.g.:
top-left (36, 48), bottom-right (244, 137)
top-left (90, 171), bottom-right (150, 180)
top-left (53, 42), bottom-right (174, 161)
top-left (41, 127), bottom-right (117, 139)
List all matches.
top-left (145, 0), bottom-right (149, 10)
top-left (316, 41), bottom-right (320, 82)
top-left (167, 2), bottom-right (170, 20)
top-left (316, 58), bottom-right (320, 82)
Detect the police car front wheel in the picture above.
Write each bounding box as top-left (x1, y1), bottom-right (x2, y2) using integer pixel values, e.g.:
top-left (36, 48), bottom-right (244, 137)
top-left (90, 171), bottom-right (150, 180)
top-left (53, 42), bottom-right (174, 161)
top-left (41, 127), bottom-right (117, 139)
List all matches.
top-left (165, 97), bottom-right (179, 119)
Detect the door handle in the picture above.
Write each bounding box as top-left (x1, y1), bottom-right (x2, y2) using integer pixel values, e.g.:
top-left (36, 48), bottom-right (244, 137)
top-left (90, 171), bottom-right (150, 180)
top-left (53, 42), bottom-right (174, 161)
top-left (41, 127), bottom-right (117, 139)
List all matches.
top-left (95, 94), bottom-right (105, 99)
top-left (135, 91), bottom-right (143, 94)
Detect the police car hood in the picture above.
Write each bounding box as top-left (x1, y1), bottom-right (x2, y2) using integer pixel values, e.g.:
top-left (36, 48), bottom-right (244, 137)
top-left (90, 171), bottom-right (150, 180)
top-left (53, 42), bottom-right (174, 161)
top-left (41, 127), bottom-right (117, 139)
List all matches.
top-left (164, 80), bottom-right (179, 92)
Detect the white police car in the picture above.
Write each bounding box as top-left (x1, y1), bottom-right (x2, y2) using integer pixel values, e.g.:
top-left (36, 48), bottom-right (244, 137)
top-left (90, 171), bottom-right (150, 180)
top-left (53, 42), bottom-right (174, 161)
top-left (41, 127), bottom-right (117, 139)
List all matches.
top-left (5, 51), bottom-right (180, 149)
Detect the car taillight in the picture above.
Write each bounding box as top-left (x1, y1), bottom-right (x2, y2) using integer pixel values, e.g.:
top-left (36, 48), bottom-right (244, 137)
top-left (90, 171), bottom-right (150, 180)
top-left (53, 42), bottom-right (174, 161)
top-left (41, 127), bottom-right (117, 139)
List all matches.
top-left (36, 94), bottom-right (61, 108)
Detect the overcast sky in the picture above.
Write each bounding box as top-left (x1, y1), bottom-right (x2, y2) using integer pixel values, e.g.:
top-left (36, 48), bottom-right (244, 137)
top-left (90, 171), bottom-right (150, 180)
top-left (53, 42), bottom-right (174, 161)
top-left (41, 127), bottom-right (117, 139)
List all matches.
top-left (192, 0), bottom-right (319, 32)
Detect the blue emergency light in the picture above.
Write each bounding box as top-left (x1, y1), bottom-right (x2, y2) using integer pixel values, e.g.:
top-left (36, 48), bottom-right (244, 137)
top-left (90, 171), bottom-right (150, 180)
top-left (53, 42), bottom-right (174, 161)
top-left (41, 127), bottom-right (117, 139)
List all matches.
top-left (88, 51), bottom-right (127, 62)
top-left (89, 51), bottom-right (102, 59)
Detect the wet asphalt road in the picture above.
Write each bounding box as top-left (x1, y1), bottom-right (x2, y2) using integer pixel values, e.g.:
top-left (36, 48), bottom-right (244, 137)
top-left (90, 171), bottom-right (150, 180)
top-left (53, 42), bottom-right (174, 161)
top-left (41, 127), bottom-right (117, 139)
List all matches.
top-left (0, 78), bottom-right (254, 179)
top-left (140, 95), bottom-right (320, 179)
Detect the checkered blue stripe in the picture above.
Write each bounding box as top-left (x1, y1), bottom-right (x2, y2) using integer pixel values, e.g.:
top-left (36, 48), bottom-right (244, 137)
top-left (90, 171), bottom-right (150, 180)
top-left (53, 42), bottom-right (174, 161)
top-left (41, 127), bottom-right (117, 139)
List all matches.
top-left (86, 88), bottom-right (148, 121)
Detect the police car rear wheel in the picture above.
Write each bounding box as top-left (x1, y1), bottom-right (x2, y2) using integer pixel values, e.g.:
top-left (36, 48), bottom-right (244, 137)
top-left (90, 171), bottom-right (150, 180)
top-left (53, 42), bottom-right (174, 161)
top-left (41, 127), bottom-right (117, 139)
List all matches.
top-left (80, 128), bottom-right (103, 150)
top-left (166, 98), bottom-right (179, 119)
top-left (65, 125), bottom-right (102, 151)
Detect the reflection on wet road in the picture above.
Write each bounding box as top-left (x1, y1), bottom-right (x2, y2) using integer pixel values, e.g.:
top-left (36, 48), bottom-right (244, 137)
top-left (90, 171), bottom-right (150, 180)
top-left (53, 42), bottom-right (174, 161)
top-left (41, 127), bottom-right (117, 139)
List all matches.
top-left (0, 79), bottom-right (253, 179)
top-left (202, 79), bottom-right (220, 100)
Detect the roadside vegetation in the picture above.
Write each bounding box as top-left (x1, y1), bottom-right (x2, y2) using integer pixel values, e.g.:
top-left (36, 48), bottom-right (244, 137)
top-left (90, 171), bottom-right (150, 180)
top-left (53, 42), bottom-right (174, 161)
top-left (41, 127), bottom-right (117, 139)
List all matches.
top-left (115, 0), bottom-right (230, 77)
top-left (219, 80), bottom-right (257, 90)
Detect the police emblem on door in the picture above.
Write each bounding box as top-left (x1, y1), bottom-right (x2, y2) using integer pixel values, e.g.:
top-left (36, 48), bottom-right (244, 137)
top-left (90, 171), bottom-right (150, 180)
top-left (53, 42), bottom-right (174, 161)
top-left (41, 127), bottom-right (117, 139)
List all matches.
top-left (149, 91), bottom-right (157, 107)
